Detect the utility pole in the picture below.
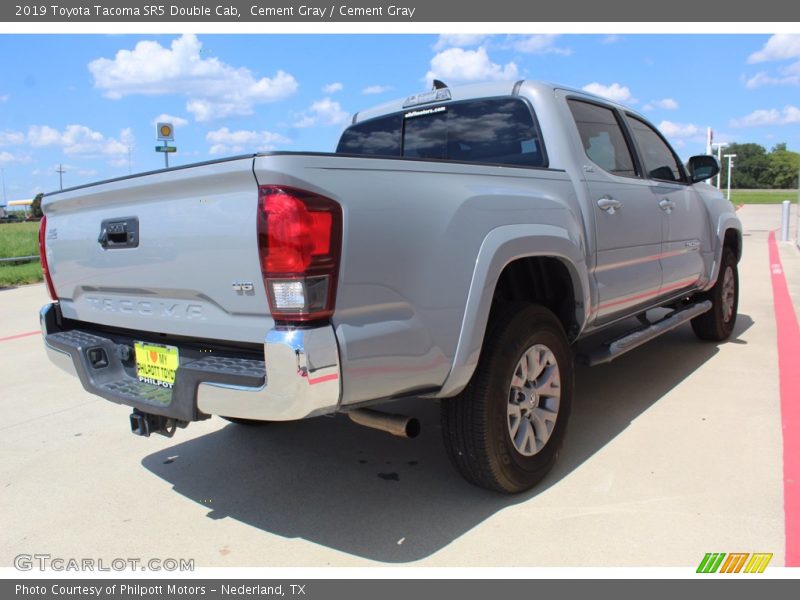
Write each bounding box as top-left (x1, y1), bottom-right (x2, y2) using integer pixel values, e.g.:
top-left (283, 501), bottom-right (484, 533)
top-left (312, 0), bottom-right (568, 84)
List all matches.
top-left (711, 142), bottom-right (728, 190)
top-left (724, 154), bottom-right (737, 201)
top-left (127, 145), bottom-right (133, 174)
top-left (56, 164), bottom-right (65, 191)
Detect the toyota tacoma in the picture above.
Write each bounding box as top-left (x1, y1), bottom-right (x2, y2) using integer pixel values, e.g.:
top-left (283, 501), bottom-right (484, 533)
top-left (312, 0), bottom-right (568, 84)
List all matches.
top-left (39, 80), bottom-right (742, 493)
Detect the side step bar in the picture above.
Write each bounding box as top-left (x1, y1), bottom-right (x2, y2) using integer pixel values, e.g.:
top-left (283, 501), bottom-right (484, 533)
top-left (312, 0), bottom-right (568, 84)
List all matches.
top-left (579, 300), bottom-right (712, 367)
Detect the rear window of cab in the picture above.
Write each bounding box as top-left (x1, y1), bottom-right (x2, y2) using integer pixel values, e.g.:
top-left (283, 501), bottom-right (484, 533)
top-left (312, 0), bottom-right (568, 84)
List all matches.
top-left (336, 97), bottom-right (547, 168)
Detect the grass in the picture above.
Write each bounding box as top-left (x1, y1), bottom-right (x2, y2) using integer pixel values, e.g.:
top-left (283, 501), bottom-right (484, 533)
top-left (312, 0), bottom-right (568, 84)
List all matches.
top-left (0, 221), bottom-right (42, 287)
top-left (0, 221), bottom-right (40, 257)
top-left (0, 261), bottom-right (42, 287)
top-left (729, 189), bottom-right (799, 204)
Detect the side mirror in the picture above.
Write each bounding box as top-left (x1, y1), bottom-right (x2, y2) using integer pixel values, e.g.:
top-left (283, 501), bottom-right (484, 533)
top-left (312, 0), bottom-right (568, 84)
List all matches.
top-left (687, 155), bottom-right (720, 183)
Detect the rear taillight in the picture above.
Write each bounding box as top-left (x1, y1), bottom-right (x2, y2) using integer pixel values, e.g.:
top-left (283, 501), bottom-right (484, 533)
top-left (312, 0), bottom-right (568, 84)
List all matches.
top-left (257, 185), bottom-right (342, 322)
top-left (38, 215), bottom-right (58, 301)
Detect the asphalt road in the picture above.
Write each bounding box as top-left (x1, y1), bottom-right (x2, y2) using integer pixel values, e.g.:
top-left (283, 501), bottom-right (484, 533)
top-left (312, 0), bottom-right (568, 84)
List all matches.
top-left (1, 205), bottom-right (797, 568)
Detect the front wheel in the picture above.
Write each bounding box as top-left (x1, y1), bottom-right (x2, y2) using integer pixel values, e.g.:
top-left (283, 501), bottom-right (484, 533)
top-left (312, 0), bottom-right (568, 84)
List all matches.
top-left (691, 247), bottom-right (739, 341)
top-left (441, 304), bottom-right (574, 494)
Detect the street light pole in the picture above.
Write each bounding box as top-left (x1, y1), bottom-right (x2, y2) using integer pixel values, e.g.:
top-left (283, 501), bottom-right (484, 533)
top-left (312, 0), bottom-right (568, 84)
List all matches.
top-left (724, 154), bottom-right (737, 201)
top-left (712, 142), bottom-right (729, 190)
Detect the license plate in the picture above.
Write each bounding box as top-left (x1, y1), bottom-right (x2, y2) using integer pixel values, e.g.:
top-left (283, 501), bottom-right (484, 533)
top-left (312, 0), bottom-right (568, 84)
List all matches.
top-left (134, 342), bottom-right (179, 388)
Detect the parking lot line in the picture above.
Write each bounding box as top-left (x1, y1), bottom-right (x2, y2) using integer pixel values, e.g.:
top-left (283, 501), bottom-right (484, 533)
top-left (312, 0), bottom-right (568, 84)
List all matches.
top-left (768, 230), bottom-right (800, 567)
top-left (0, 330), bottom-right (40, 343)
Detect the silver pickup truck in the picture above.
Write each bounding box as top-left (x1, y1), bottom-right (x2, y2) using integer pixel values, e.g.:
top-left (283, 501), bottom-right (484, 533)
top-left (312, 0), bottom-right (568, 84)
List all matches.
top-left (39, 80), bottom-right (741, 493)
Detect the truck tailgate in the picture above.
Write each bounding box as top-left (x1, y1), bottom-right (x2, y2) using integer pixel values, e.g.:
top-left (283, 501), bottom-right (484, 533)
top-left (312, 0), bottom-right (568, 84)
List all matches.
top-left (43, 157), bottom-right (272, 344)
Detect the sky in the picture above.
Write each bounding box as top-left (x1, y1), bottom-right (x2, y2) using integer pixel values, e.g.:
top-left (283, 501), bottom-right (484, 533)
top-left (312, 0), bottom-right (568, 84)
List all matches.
top-left (1, 33), bottom-right (799, 202)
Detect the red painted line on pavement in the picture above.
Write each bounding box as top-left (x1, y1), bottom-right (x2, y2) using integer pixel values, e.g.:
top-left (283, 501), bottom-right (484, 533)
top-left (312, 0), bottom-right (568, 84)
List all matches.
top-left (0, 330), bottom-right (40, 343)
top-left (768, 230), bottom-right (800, 566)
top-left (306, 373), bottom-right (339, 386)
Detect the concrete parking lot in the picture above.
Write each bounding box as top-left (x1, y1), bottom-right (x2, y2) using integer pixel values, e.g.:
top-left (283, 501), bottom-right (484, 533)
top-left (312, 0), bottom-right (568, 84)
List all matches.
top-left (1, 205), bottom-right (797, 568)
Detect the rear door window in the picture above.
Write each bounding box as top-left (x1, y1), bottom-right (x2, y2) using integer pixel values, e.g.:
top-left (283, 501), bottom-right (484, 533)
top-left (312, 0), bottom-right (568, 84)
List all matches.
top-left (567, 99), bottom-right (637, 178)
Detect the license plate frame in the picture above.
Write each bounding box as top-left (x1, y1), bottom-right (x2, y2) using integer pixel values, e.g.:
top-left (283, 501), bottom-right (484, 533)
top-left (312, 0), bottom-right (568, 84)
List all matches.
top-left (134, 342), bottom-right (179, 389)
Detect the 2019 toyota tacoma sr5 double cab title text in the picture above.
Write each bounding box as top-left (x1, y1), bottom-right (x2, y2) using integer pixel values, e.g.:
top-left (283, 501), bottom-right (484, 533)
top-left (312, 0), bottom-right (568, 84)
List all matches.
top-left (38, 80), bottom-right (741, 493)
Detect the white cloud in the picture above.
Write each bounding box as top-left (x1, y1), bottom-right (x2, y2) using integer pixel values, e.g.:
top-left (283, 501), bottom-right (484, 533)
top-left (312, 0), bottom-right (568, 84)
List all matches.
top-left (206, 127), bottom-right (290, 155)
top-left (748, 34), bottom-right (800, 63)
top-left (0, 151), bottom-right (31, 165)
top-left (425, 47), bottom-right (518, 85)
top-left (26, 125), bottom-right (61, 147)
top-left (643, 98), bottom-right (679, 111)
top-left (293, 97), bottom-right (349, 128)
top-left (433, 34), bottom-right (489, 51)
top-left (658, 121), bottom-right (700, 138)
top-left (0, 130), bottom-right (25, 146)
top-left (151, 113), bottom-right (189, 127)
top-left (582, 82), bottom-right (634, 104)
top-left (511, 35), bottom-right (572, 56)
top-left (0, 95), bottom-right (8, 102)
top-left (602, 35), bottom-right (621, 45)
top-left (323, 82), bottom-right (343, 94)
top-left (745, 69), bottom-right (800, 89)
top-left (730, 105), bottom-right (800, 128)
top-left (744, 35), bottom-right (800, 88)
top-left (362, 85), bottom-right (391, 95)
top-left (26, 124), bottom-right (133, 156)
top-left (88, 34), bottom-right (298, 122)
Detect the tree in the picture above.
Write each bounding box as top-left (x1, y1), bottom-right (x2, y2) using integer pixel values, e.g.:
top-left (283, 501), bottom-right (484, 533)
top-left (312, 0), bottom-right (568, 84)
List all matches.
top-left (720, 143), bottom-right (769, 189)
top-left (30, 193), bottom-right (43, 218)
top-left (766, 146), bottom-right (800, 189)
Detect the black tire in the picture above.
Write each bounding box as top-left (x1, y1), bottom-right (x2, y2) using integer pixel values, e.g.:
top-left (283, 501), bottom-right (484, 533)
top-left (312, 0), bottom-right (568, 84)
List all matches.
top-left (220, 416), bottom-right (272, 426)
top-left (691, 247), bottom-right (739, 341)
top-left (441, 303), bottom-right (574, 494)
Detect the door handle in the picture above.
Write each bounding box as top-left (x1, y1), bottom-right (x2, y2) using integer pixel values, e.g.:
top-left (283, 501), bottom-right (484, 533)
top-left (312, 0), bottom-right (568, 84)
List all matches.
top-left (659, 199), bottom-right (675, 213)
top-left (597, 196), bottom-right (622, 215)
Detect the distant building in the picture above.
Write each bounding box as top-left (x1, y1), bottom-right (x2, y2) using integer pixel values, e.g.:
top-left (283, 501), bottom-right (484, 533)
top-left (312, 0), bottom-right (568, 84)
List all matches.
top-left (6, 199), bottom-right (32, 216)
top-left (7, 199), bottom-right (32, 208)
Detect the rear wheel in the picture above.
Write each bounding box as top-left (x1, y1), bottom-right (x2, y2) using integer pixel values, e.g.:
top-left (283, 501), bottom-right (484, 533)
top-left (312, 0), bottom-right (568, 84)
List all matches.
top-left (441, 304), bottom-right (574, 494)
top-left (691, 247), bottom-right (738, 341)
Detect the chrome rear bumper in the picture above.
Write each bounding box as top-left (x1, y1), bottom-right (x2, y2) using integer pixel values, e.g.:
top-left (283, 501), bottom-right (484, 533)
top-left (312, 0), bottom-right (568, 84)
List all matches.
top-left (197, 327), bottom-right (341, 421)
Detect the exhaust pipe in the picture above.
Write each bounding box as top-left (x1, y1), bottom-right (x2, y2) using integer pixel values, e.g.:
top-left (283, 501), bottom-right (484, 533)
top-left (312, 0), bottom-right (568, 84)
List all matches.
top-left (348, 408), bottom-right (420, 439)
